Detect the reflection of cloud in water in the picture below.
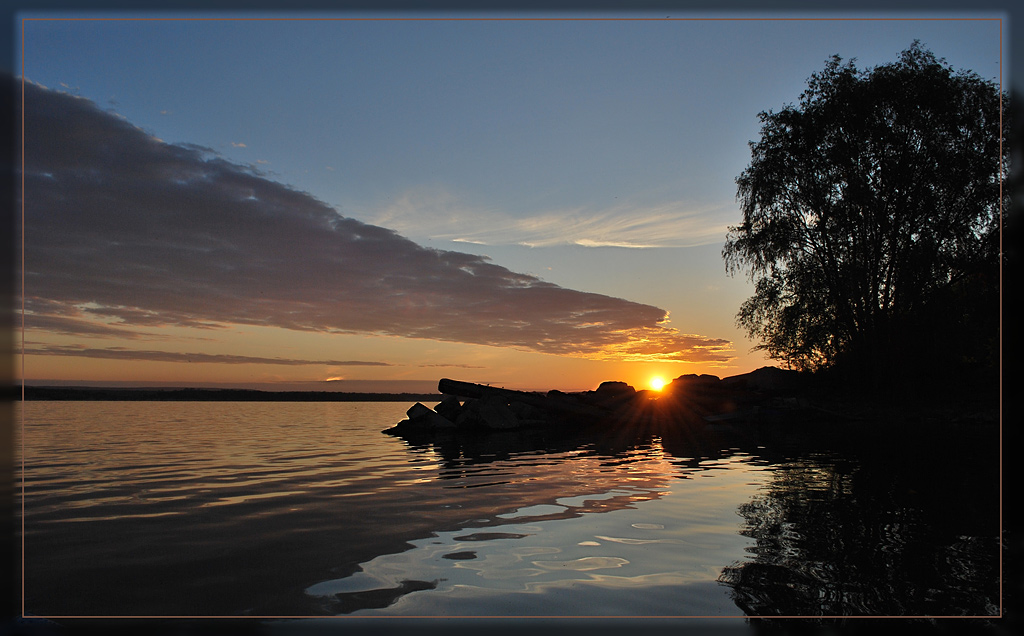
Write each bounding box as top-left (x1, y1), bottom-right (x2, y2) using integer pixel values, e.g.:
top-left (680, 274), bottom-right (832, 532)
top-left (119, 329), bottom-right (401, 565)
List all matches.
top-left (533, 556), bottom-right (629, 571)
top-left (497, 504), bottom-right (569, 519)
top-left (594, 535), bottom-right (682, 546)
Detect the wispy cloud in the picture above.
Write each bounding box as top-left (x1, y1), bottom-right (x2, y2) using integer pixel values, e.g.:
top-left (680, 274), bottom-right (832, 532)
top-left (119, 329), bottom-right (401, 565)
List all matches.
top-left (20, 80), bottom-right (732, 364)
top-left (370, 187), bottom-right (732, 249)
top-left (20, 345), bottom-right (393, 366)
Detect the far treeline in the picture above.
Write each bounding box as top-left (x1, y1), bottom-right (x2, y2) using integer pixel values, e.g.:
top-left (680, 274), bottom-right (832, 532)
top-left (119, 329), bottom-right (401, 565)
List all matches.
top-left (724, 42), bottom-right (1009, 394)
top-left (20, 387), bottom-right (442, 402)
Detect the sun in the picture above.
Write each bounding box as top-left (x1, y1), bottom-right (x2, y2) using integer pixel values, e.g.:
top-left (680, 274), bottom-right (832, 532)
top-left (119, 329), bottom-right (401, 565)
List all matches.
top-left (649, 376), bottom-right (667, 391)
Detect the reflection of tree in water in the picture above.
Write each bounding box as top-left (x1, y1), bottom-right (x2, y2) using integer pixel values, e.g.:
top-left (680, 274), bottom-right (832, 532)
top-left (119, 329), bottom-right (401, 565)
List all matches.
top-left (719, 434), bottom-right (1000, 617)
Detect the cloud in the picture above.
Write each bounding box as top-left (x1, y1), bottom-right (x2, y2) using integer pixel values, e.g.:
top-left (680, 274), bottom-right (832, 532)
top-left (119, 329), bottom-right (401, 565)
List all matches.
top-left (19, 345), bottom-right (392, 366)
top-left (370, 187), bottom-right (733, 249)
top-left (20, 80), bottom-right (732, 364)
top-left (19, 309), bottom-right (161, 340)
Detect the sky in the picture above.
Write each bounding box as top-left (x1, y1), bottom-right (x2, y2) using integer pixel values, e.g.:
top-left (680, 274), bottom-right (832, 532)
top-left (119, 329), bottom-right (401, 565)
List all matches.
top-left (14, 11), bottom-right (1006, 392)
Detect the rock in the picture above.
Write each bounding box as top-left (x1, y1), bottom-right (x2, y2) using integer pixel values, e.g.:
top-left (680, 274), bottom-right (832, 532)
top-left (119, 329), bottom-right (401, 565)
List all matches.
top-left (596, 381), bottom-right (636, 395)
top-left (664, 374), bottom-right (722, 397)
top-left (588, 381), bottom-right (638, 410)
top-left (477, 395), bottom-right (521, 430)
top-left (434, 395), bottom-right (463, 422)
top-left (509, 400), bottom-right (544, 421)
top-left (405, 402), bottom-right (456, 429)
top-left (455, 399), bottom-right (484, 429)
top-left (720, 366), bottom-right (803, 391)
top-left (673, 374), bottom-right (721, 385)
top-left (406, 402), bottom-right (431, 419)
top-left (516, 419), bottom-right (551, 428)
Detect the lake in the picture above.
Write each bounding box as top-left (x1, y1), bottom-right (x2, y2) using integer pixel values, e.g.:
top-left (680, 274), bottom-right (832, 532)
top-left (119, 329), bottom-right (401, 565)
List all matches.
top-left (16, 400), bottom-right (1001, 621)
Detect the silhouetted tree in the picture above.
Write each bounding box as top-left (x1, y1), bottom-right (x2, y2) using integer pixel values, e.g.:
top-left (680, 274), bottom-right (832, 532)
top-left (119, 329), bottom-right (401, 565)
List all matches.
top-left (723, 43), bottom-right (1007, 384)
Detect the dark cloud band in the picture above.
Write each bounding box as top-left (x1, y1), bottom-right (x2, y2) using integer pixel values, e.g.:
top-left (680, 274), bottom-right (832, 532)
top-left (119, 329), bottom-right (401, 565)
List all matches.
top-left (20, 79), bottom-right (732, 364)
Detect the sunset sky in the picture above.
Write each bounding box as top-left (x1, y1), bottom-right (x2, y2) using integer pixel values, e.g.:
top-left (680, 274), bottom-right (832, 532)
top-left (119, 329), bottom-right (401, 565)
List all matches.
top-left (15, 11), bottom-right (1004, 392)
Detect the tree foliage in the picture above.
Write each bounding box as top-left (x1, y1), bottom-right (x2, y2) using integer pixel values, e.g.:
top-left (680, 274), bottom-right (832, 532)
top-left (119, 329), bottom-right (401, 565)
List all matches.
top-left (724, 42), bottom-right (1006, 381)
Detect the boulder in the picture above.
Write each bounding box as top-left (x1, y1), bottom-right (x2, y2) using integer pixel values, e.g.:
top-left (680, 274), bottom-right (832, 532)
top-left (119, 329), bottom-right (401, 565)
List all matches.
top-left (596, 381), bottom-right (636, 395)
top-left (477, 395), bottom-right (521, 430)
top-left (434, 395), bottom-right (463, 422)
top-left (589, 381), bottom-right (638, 409)
top-left (455, 399), bottom-right (485, 429)
top-left (674, 374), bottom-right (721, 385)
top-left (664, 374), bottom-right (721, 395)
top-left (405, 402), bottom-right (456, 429)
top-left (745, 366), bottom-right (800, 391)
top-left (509, 400), bottom-right (545, 421)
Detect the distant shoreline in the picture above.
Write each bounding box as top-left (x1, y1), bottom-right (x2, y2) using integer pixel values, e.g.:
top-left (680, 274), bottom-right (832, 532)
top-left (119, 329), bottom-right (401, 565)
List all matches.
top-left (15, 386), bottom-right (442, 402)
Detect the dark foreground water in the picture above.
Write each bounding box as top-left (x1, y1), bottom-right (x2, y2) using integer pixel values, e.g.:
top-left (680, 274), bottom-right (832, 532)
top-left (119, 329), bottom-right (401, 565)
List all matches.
top-left (17, 401), bottom-right (1001, 620)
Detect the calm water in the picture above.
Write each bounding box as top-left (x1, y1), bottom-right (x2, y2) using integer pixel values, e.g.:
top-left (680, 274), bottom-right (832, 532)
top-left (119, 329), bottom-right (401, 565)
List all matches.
top-left (17, 401), bottom-right (1001, 619)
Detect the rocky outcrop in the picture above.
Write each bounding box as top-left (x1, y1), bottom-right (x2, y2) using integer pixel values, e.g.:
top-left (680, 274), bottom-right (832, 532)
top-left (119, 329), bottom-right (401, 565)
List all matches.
top-left (384, 378), bottom-right (631, 435)
top-left (383, 368), bottom-right (834, 437)
top-left (720, 366), bottom-right (803, 391)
